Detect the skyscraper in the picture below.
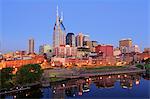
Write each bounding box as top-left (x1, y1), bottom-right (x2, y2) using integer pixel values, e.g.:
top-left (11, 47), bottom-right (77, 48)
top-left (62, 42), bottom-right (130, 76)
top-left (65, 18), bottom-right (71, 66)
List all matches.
top-left (29, 38), bottom-right (34, 54)
top-left (53, 6), bottom-right (66, 48)
top-left (83, 35), bottom-right (90, 42)
top-left (66, 33), bottom-right (75, 47)
top-left (119, 38), bottom-right (132, 48)
top-left (119, 38), bottom-right (132, 53)
top-left (53, 6), bottom-right (66, 56)
top-left (39, 44), bottom-right (52, 54)
top-left (83, 35), bottom-right (90, 47)
top-left (76, 33), bottom-right (84, 47)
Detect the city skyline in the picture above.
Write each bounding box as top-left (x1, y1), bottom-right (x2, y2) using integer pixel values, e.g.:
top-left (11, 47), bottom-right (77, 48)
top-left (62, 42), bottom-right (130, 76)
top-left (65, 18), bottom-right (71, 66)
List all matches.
top-left (1, 0), bottom-right (150, 53)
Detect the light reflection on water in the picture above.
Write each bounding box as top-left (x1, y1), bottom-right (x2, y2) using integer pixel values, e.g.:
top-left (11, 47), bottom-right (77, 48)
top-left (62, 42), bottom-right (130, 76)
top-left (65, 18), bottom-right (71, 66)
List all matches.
top-left (4, 73), bottom-right (150, 99)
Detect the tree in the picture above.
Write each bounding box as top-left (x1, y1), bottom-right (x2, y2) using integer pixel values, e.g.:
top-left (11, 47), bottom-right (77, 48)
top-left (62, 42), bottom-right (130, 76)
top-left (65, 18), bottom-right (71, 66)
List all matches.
top-left (145, 58), bottom-right (150, 64)
top-left (16, 64), bottom-right (43, 85)
top-left (136, 64), bottom-right (144, 69)
top-left (0, 67), bottom-right (14, 89)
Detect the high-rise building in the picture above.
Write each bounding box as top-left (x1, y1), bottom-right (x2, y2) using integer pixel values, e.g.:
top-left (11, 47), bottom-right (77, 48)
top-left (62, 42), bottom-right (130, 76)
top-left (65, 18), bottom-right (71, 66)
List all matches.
top-left (0, 52), bottom-right (3, 60)
top-left (29, 38), bottom-right (34, 54)
top-left (119, 38), bottom-right (132, 53)
top-left (119, 38), bottom-right (132, 47)
top-left (39, 44), bottom-right (53, 58)
top-left (39, 44), bottom-right (52, 54)
top-left (83, 35), bottom-right (90, 46)
top-left (66, 33), bottom-right (75, 47)
top-left (53, 6), bottom-right (66, 56)
top-left (83, 35), bottom-right (90, 42)
top-left (76, 33), bottom-right (84, 47)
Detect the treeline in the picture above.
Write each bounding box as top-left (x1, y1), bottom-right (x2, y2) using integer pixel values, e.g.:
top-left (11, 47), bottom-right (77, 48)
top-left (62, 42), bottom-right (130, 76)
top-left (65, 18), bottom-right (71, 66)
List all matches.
top-left (136, 58), bottom-right (150, 74)
top-left (0, 64), bottom-right (43, 90)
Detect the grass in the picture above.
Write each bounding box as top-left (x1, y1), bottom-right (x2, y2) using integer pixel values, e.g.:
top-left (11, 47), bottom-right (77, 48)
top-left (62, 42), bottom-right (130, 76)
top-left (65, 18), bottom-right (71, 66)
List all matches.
top-left (83, 66), bottom-right (127, 71)
top-left (136, 63), bottom-right (150, 69)
top-left (49, 77), bottom-right (66, 82)
top-left (49, 72), bottom-right (74, 77)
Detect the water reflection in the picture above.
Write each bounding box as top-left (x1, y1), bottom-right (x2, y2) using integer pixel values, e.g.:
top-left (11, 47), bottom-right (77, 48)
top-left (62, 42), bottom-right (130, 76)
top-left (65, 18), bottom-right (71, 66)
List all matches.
top-left (49, 73), bottom-right (146, 99)
top-left (3, 85), bottom-right (42, 99)
top-left (3, 73), bottom-right (149, 99)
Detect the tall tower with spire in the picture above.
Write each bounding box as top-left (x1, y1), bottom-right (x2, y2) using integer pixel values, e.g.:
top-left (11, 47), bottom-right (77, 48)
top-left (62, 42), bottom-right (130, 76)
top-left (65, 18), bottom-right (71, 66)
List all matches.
top-left (53, 6), bottom-right (66, 56)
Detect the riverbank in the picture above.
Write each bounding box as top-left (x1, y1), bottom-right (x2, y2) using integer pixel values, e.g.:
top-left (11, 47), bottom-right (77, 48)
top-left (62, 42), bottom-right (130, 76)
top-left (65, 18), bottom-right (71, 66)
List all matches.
top-left (2, 73), bottom-right (150, 99)
top-left (0, 82), bottom-right (40, 95)
top-left (43, 65), bottom-right (146, 82)
top-left (0, 65), bottom-right (146, 95)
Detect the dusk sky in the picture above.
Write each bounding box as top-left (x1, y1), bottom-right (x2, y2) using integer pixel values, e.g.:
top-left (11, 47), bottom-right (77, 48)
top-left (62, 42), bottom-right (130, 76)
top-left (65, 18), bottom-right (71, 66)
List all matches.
top-left (1, 0), bottom-right (150, 53)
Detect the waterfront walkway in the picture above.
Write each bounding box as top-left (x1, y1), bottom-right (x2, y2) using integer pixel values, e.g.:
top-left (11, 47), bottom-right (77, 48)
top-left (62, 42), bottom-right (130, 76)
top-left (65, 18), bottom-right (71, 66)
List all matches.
top-left (0, 82), bottom-right (40, 95)
top-left (80, 68), bottom-right (145, 77)
top-left (55, 68), bottom-right (145, 79)
top-left (0, 87), bottom-right (30, 95)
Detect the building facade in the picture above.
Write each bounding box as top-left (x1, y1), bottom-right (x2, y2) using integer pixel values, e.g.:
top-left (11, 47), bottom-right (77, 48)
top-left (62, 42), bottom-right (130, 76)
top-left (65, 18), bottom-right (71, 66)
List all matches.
top-left (0, 55), bottom-right (46, 70)
top-left (84, 41), bottom-right (98, 52)
top-left (119, 38), bottom-right (132, 53)
top-left (29, 38), bottom-right (34, 54)
top-left (54, 45), bottom-right (77, 58)
top-left (39, 44), bottom-right (52, 54)
top-left (95, 45), bottom-right (113, 58)
top-left (83, 35), bottom-right (90, 42)
top-left (113, 47), bottom-right (121, 56)
top-left (131, 45), bottom-right (140, 53)
top-left (144, 48), bottom-right (150, 53)
top-left (76, 33), bottom-right (84, 47)
top-left (66, 33), bottom-right (75, 47)
top-left (53, 6), bottom-right (66, 56)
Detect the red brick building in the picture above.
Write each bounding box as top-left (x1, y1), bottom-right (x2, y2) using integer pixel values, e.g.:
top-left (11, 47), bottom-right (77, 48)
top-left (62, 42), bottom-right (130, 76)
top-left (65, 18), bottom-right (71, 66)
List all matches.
top-left (0, 55), bottom-right (46, 70)
top-left (95, 45), bottom-right (113, 58)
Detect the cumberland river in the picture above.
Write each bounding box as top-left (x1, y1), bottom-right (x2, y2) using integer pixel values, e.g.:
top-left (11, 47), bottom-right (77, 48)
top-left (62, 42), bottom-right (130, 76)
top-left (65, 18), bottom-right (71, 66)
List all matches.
top-left (4, 73), bottom-right (150, 99)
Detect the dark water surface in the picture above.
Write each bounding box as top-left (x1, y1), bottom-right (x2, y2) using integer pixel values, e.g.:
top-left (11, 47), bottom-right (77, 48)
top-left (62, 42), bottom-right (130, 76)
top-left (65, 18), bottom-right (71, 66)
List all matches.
top-left (4, 73), bottom-right (150, 99)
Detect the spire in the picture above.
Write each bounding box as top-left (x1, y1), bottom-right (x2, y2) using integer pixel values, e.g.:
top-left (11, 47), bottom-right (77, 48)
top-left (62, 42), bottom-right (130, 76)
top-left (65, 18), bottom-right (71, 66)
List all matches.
top-left (56, 5), bottom-right (59, 17)
top-left (56, 5), bottom-right (59, 26)
top-left (60, 11), bottom-right (63, 21)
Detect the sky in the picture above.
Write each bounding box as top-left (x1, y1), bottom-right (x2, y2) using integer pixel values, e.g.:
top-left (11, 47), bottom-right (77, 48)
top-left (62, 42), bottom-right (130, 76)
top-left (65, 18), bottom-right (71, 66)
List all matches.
top-left (0, 0), bottom-right (150, 53)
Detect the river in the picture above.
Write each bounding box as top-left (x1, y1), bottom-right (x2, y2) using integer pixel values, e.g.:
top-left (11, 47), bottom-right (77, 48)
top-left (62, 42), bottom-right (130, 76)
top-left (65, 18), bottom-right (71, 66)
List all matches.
top-left (3, 73), bottom-right (150, 99)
